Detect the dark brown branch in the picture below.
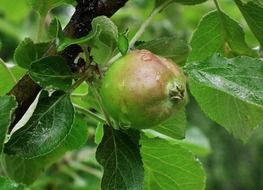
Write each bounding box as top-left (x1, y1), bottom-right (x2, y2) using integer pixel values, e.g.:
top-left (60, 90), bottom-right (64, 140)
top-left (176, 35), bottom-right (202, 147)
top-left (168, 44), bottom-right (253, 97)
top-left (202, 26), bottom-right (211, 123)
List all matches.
top-left (8, 0), bottom-right (128, 129)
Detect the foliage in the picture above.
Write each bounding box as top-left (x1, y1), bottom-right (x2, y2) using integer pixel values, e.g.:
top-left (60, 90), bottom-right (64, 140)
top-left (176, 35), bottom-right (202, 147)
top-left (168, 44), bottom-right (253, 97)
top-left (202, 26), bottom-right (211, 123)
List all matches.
top-left (0, 0), bottom-right (262, 190)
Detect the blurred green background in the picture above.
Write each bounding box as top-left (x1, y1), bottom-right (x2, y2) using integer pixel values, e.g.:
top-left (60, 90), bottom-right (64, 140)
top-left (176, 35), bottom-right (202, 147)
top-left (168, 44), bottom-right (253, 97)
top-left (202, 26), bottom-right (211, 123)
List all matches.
top-left (0, 0), bottom-right (262, 189)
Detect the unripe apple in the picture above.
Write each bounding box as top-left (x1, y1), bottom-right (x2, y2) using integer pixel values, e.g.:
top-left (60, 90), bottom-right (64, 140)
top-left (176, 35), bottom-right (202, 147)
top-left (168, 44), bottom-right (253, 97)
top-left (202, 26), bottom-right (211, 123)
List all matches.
top-left (100, 50), bottom-right (186, 129)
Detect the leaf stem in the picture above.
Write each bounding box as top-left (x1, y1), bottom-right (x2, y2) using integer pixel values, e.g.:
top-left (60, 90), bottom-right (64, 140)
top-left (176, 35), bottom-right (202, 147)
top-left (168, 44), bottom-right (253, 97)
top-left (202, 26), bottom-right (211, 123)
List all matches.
top-left (0, 59), bottom-right (17, 84)
top-left (108, 0), bottom-right (172, 64)
top-left (73, 104), bottom-right (106, 123)
top-left (213, 0), bottom-right (222, 12)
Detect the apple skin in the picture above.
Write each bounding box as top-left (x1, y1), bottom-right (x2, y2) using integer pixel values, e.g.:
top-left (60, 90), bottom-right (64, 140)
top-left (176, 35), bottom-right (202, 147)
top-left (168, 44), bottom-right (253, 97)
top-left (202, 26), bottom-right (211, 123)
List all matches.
top-left (100, 49), bottom-right (186, 129)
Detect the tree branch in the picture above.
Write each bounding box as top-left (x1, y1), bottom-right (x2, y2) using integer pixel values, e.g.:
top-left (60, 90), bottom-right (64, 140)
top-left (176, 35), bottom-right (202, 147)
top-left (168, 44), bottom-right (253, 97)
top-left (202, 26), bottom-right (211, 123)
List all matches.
top-left (8, 0), bottom-right (128, 129)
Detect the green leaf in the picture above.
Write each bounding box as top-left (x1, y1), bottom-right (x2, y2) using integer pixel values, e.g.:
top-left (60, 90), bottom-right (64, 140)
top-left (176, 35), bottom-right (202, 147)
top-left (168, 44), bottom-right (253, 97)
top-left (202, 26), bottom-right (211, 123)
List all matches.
top-left (27, 0), bottom-right (75, 16)
top-left (0, 96), bottom-right (17, 153)
top-left (58, 15), bottom-right (118, 52)
top-left (14, 38), bottom-right (37, 69)
top-left (186, 54), bottom-right (263, 142)
top-left (188, 10), bottom-right (256, 62)
top-left (5, 90), bottom-right (74, 158)
top-left (2, 114), bottom-right (87, 185)
top-left (91, 16), bottom-right (119, 64)
top-left (93, 16), bottom-right (118, 49)
top-left (95, 122), bottom-right (104, 145)
top-left (47, 17), bottom-right (64, 40)
top-left (14, 38), bottom-right (50, 69)
top-left (137, 36), bottom-right (190, 66)
top-left (96, 126), bottom-right (144, 190)
top-left (141, 136), bottom-right (206, 190)
top-left (234, 0), bottom-right (263, 47)
top-left (0, 176), bottom-right (27, 190)
top-left (29, 56), bottom-right (73, 90)
top-left (57, 23), bottom-right (100, 52)
top-left (153, 107), bottom-right (186, 140)
top-left (0, 60), bottom-right (16, 95)
top-left (63, 114), bottom-right (88, 150)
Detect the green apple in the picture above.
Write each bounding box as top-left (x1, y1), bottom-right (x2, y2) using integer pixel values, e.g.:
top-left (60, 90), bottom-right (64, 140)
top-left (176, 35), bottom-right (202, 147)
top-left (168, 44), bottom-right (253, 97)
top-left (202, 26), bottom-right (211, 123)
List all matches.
top-left (100, 50), bottom-right (186, 129)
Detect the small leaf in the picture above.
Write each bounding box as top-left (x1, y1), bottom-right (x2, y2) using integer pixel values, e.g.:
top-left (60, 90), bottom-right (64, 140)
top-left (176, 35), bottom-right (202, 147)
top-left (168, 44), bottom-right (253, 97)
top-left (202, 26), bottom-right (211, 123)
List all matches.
top-left (137, 36), bottom-right (190, 65)
top-left (14, 38), bottom-right (50, 69)
top-left (118, 34), bottom-right (129, 56)
top-left (47, 17), bottom-right (64, 40)
top-left (91, 16), bottom-right (119, 64)
top-left (186, 54), bottom-right (263, 142)
top-left (57, 23), bottom-right (101, 52)
top-left (0, 96), bottom-right (17, 153)
top-left (188, 10), bottom-right (256, 62)
top-left (96, 126), bottom-right (144, 190)
top-left (234, 0), bottom-right (263, 47)
top-left (14, 38), bottom-right (37, 69)
top-left (29, 56), bottom-right (73, 90)
top-left (95, 122), bottom-right (104, 145)
top-left (141, 136), bottom-right (206, 190)
top-left (5, 91), bottom-right (74, 158)
top-left (0, 176), bottom-right (27, 190)
top-left (58, 16), bottom-right (118, 52)
top-left (153, 107), bottom-right (186, 139)
top-left (93, 16), bottom-right (118, 48)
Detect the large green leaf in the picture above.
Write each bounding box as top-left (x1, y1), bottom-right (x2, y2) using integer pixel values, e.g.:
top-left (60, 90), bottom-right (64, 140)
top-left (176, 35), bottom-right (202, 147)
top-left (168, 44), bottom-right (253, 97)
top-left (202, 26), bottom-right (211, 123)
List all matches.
top-left (29, 56), bottom-right (73, 90)
top-left (188, 10), bottom-right (256, 62)
top-left (141, 136), bottom-right (206, 190)
top-left (0, 96), bottom-right (17, 153)
top-left (153, 107), bottom-right (186, 140)
top-left (186, 54), bottom-right (263, 142)
top-left (234, 0), bottom-right (263, 47)
top-left (137, 36), bottom-right (190, 66)
top-left (27, 0), bottom-right (75, 16)
top-left (5, 90), bottom-right (74, 158)
top-left (2, 114), bottom-right (87, 185)
top-left (96, 126), bottom-right (144, 190)
top-left (0, 176), bottom-right (27, 190)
